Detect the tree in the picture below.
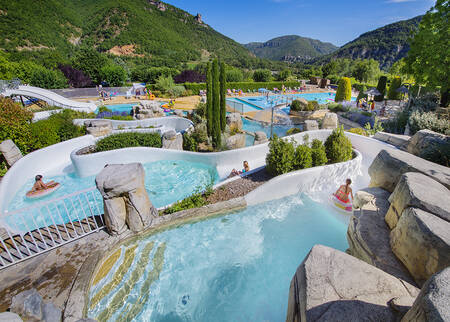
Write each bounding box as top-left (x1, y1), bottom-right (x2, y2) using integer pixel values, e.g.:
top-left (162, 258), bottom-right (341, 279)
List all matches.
top-left (71, 47), bottom-right (108, 84)
top-left (206, 62), bottom-right (213, 136)
top-left (253, 69), bottom-right (272, 82)
top-left (322, 60), bottom-right (338, 78)
top-left (335, 77), bottom-right (352, 102)
top-left (277, 69), bottom-right (292, 81)
top-left (212, 59), bottom-right (221, 147)
top-left (174, 70), bottom-right (206, 83)
top-left (219, 61), bottom-right (227, 131)
top-left (58, 65), bottom-right (93, 88)
top-left (404, 0), bottom-right (449, 106)
top-left (0, 97), bottom-right (33, 153)
top-left (226, 69), bottom-right (243, 82)
top-left (375, 76), bottom-right (387, 102)
top-left (388, 76), bottom-right (402, 100)
top-left (100, 64), bottom-right (127, 87)
top-left (29, 67), bottom-right (67, 89)
top-left (351, 59), bottom-right (380, 83)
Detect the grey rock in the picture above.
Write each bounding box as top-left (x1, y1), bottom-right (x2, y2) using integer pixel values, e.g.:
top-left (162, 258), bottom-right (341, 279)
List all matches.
top-left (352, 190), bottom-right (375, 209)
top-left (10, 288), bottom-right (43, 321)
top-left (0, 312), bottom-right (22, 322)
top-left (385, 172), bottom-right (450, 229)
top-left (226, 113), bottom-right (243, 131)
top-left (75, 319), bottom-right (97, 322)
top-left (83, 120), bottom-right (112, 128)
top-left (347, 187), bottom-right (415, 284)
top-left (162, 132), bottom-right (183, 150)
top-left (162, 130), bottom-right (176, 140)
top-left (84, 120), bottom-right (112, 137)
top-left (391, 207), bottom-right (450, 286)
top-left (0, 139), bottom-right (23, 166)
top-left (42, 302), bottom-right (62, 322)
top-left (374, 132), bottom-right (410, 151)
top-left (407, 129), bottom-right (450, 160)
top-left (304, 120), bottom-right (319, 131)
top-left (321, 112), bottom-right (338, 129)
top-left (226, 134), bottom-right (246, 150)
top-left (286, 245), bottom-right (419, 322)
top-left (402, 267), bottom-right (450, 322)
top-left (253, 131), bottom-right (268, 145)
top-left (95, 163), bottom-right (157, 235)
top-left (368, 149), bottom-right (450, 192)
top-left (174, 109), bottom-right (184, 117)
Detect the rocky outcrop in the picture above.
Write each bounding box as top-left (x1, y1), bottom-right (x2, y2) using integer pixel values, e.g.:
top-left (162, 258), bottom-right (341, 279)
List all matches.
top-left (134, 101), bottom-right (165, 119)
top-left (347, 187), bottom-right (415, 284)
top-left (226, 113), bottom-right (243, 131)
top-left (173, 109), bottom-right (184, 117)
top-left (162, 130), bottom-right (183, 150)
top-left (253, 131), bottom-right (268, 145)
top-left (374, 132), bottom-right (410, 151)
top-left (84, 120), bottom-right (112, 138)
top-left (402, 267), bottom-right (450, 322)
top-left (10, 288), bottom-right (61, 322)
top-left (304, 120), bottom-right (319, 131)
top-left (226, 134), bottom-right (245, 150)
top-left (95, 163), bottom-right (157, 235)
top-left (0, 312), bottom-right (22, 322)
top-left (0, 139), bottom-right (23, 166)
top-left (321, 112), bottom-right (338, 129)
top-left (385, 172), bottom-right (450, 229)
top-left (286, 245), bottom-right (418, 322)
top-left (368, 149), bottom-right (450, 192)
top-left (390, 207), bottom-right (450, 287)
top-left (407, 129), bottom-right (450, 159)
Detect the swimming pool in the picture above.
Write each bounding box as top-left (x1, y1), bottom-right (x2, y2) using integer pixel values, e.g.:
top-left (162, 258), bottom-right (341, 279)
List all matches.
top-left (6, 160), bottom-right (218, 213)
top-left (96, 104), bottom-right (138, 114)
top-left (242, 118), bottom-right (302, 146)
top-left (87, 193), bottom-right (349, 321)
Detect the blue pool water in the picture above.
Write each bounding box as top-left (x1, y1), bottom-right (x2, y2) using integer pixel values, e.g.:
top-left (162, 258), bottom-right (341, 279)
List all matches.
top-left (96, 104), bottom-right (138, 114)
top-left (242, 118), bottom-right (302, 146)
top-left (5, 160), bottom-right (218, 229)
top-left (87, 194), bottom-right (349, 321)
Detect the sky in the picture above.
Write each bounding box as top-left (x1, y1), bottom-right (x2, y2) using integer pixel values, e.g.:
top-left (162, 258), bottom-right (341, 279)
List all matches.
top-left (167, 0), bottom-right (435, 46)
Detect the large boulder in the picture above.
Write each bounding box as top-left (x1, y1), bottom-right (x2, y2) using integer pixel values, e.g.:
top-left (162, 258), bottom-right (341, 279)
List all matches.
top-left (374, 132), bottom-right (410, 151)
top-left (286, 245), bottom-right (418, 322)
top-left (253, 131), bottom-right (268, 145)
top-left (347, 187), bottom-right (415, 284)
top-left (0, 139), bottom-right (23, 167)
top-left (368, 149), bottom-right (450, 192)
top-left (84, 120), bottom-right (112, 137)
top-left (407, 129), bottom-right (450, 160)
top-left (304, 120), bottom-right (319, 131)
top-left (10, 289), bottom-right (43, 322)
top-left (226, 113), bottom-right (243, 131)
top-left (162, 130), bottom-right (182, 150)
top-left (226, 134), bottom-right (246, 150)
top-left (390, 207), bottom-right (450, 287)
top-left (95, 163), bottom-right (157, 235)
top-left (385, 172), bottom-right (450, 229)
top-left (321, 112), bottom-right (338, 130)
top-left (0, 312), bottom-right (22, 322)
top-left (402, 267), bottom-right (450, 322)
top-left (173, 109), bottom-right (184, 117)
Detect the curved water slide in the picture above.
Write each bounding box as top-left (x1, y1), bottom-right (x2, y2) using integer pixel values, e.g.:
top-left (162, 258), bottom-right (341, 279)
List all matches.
top-left (2, 85), bottom-right (97, 112)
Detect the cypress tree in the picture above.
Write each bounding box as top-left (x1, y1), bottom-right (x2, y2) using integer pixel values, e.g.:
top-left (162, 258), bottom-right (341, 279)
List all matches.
top-left (206, 62), bottom-right (213, 136)
top-left (375, 76), bottom-right (387, 102)
top-left (335, 77), bottom-right (352, 102)
top-left (212, 59), bottom-right (221, 147)
top-left (387, 76), bottom-right (402, 100)
top-left (219, 61), bottom-right (227, 131)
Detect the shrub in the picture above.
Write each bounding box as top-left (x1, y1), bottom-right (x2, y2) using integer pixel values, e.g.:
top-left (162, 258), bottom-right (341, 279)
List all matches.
top-left (307, 100), bottom-right (319, 111)
top-left (95, 132), bottom-right (162, 152)
top-left (387, 76), bottom-right (402, 100)
top-left (290, 99), bottom-right (305, 111)
top-left (383, 109), bottom-right (410, 134)
top-left (327, 103), bottom-right (346, 112)
top-left (364, 117), bottom-right (384, 135)
top-left (335, 77), bottom-right (352, 102)
top-left (347, 128), bottom-right (368, 136)
top-left (374, 76), bottom-right (387, 102)
top-left (182, 81), bottom-right (300, 95)
top-left (97, 106), bottom-right (112, 113)
top-left (294, 144), bottom-right (312, 169)
top-left (0, 161), bottom-right (7, 177)
top-left (266, 135), bottom-right (295, 176)
top-left (58, 64), bottom-right (93, 88)
top-left (0, 97), bottom-right (33, 153)
top-left (30, 119), bottom-right (60, 149)
top-left (47, 110), bottom-right (86, 141)
top-left (29, 66), bottom-right (67, 89)
top-left (324, 126), bottom-right (353, 163)
top-left (163, 189), bottom-right (206, 214)
top-left (311, 139), bottom-right (328, 166)
top-left (356, 85), bottom-right (368, 101)
top-left (183, 133), bottom-right (198, 152)
top-left (100, 64), bottom-right (127, 87)
top-left (408, 110), bottom-right (450, 135)
top-left (226, 69), bottom-right (244, 82)
top-left (253, 69), bottom-right (272, 82)
top-left (286, 127), bottom-right (301, 135)
top-left (174, 70), bottom-right (205, 83)
top-left (410, 93), bottom-right (440, 112)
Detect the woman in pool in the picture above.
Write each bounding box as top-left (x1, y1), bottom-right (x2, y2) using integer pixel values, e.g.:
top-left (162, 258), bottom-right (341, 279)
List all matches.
top-left (229, 161), bottom-right (250, 177)
top-left (332, 179), bottom-right (354, 212)
top-left (31, 175), bottom-right (54, 192)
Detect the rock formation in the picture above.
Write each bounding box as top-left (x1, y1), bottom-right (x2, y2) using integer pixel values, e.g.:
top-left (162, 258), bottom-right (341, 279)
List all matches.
top-left (162, 130), bottom-right (183, 150)
top-left (226, 113), bottom-right (243, 131)
top-left (95, 163), bottom-right (157, 235)
top-left (10, 288), bottom-right (61, 322)
top-left (321, 112), bottom-right (338, 129)
top-left (226, 134), bottom-right (246, 150)
top-left (84, 120), bottom-right (112, 138)
top-left (0, 139), bottom-right (23, 166)
top-left (407, 129), bottom-right (450, 161)
top-left (304, 120), bottom-right (319, 131)
top-left (253, 131), bottom-right (268, 145)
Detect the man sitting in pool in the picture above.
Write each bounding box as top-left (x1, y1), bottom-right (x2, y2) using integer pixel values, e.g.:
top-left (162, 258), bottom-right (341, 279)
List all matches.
top-left (31, 175), bottom-right (54, 192)
top-left (229, 161), bottom-right (250, 178)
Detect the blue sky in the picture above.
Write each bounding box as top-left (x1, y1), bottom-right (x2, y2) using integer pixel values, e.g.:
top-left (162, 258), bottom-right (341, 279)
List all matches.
top-left (167, 0), bottom-right (435, 46)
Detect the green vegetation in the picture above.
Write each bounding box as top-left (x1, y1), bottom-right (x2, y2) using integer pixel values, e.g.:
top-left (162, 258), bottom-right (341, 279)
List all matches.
top-left (253, 69), bottom-right (272, 82)
top-left (183, 81), bottom-right (300, 95)
top-left (226, 69), bottom-right (244, 82)
top-left (311, 139), bottom-right (328, 166)
top-left (95, 132), bottom-right (162, 152)
top-left (206, 62), bottom-right (213, 137)
top-left (100, 64), bottom-right (127, 87)
top-left (347, 128), bottom-right (368, 136)
top-left (219, 61), bottom-right (227, 131)
top-left (387, 76), bottom-right (402, 100)
top-left (265, 135), bottom-right (296, 176)
top-left (375, 76), bottom-right (387, 101)
top-left (211, 59), bottom-right (221, 147)
top-left (364, 117), bottom-right (384, 136)
top-left (182, 133), bottom-right (198, 152)
top-left (163, 185), bottom-right (214, 214)
top-left (408, 111), bottom-right (450, 136)
top-left (286, 127), bottom-right (301, 135)
top-left (335, 77), bottom-right (352, 102)
top-left (324, 126), bottom-right (353, 163)
top-left (293, 144), bottom-right (313, 170)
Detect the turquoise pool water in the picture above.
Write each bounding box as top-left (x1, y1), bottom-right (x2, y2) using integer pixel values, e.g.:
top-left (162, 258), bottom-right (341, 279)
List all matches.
top-left (87, 194), bottom-right (349, 321)
top-left (96, 103), bottom-right (138, 114)
top-left (5, 160), bottom-right (218, 230)
top-left (242, 118), bottom-right (302, 142)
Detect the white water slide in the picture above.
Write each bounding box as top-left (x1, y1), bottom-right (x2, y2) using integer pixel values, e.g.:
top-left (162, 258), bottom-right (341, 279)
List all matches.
top-left (1, 85), bottom-right (97, 112)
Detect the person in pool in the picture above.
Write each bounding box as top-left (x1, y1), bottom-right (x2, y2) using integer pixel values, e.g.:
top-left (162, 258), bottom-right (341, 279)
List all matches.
top-left (229, 161), bottom-right (250, 177)
top-left (31, 175), bottom-right (54, 192)
top-left (333, 178), bottom-right (354, 204)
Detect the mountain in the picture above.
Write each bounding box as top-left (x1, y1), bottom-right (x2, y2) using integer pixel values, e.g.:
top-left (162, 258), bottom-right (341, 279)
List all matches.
top-left (313, 16), bottom-right (423, 70)
top-left (0, 0), bottom-right (264, 69)
top-left (244, 35), bottom-right (338, 62)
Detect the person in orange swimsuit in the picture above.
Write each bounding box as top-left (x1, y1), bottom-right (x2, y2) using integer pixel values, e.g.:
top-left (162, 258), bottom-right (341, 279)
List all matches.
top-left (333, 179), bottom-right (354, 211)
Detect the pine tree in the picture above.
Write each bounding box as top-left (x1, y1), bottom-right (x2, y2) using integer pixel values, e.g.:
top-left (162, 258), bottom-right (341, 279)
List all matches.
top-left (375, 76), bottom-right (387, 102)
top-left (219, 61), bottom-right (227, 131)
top-left (206, 62), bottom-right (213, 136)
top-left (212, 59), bottom-right (221, 147)
top-left (335, 77), bottom-right (351, 102)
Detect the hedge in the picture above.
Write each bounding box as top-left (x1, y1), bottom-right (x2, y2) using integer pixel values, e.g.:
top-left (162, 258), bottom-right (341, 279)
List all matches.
top-left (95, 132), bottom-right (162, 152)
top-left (180, 81), bottom-right (301, 95)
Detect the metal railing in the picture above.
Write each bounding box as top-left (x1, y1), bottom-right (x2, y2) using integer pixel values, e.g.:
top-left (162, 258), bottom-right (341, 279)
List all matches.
top-left (226, 99), bottom-right (245, 114)
top-left (0, 187), bottom-right (105, 270)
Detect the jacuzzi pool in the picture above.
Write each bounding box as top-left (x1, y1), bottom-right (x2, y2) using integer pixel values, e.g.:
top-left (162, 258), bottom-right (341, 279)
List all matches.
top-left (87, 193), bottom-right (349, 321)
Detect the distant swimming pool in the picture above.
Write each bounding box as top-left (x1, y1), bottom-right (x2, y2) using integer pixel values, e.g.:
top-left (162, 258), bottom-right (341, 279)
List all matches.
top-left (96, 104), bottom-right (137, 114)
top-left (242, 118), bottom-right (302, 146)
